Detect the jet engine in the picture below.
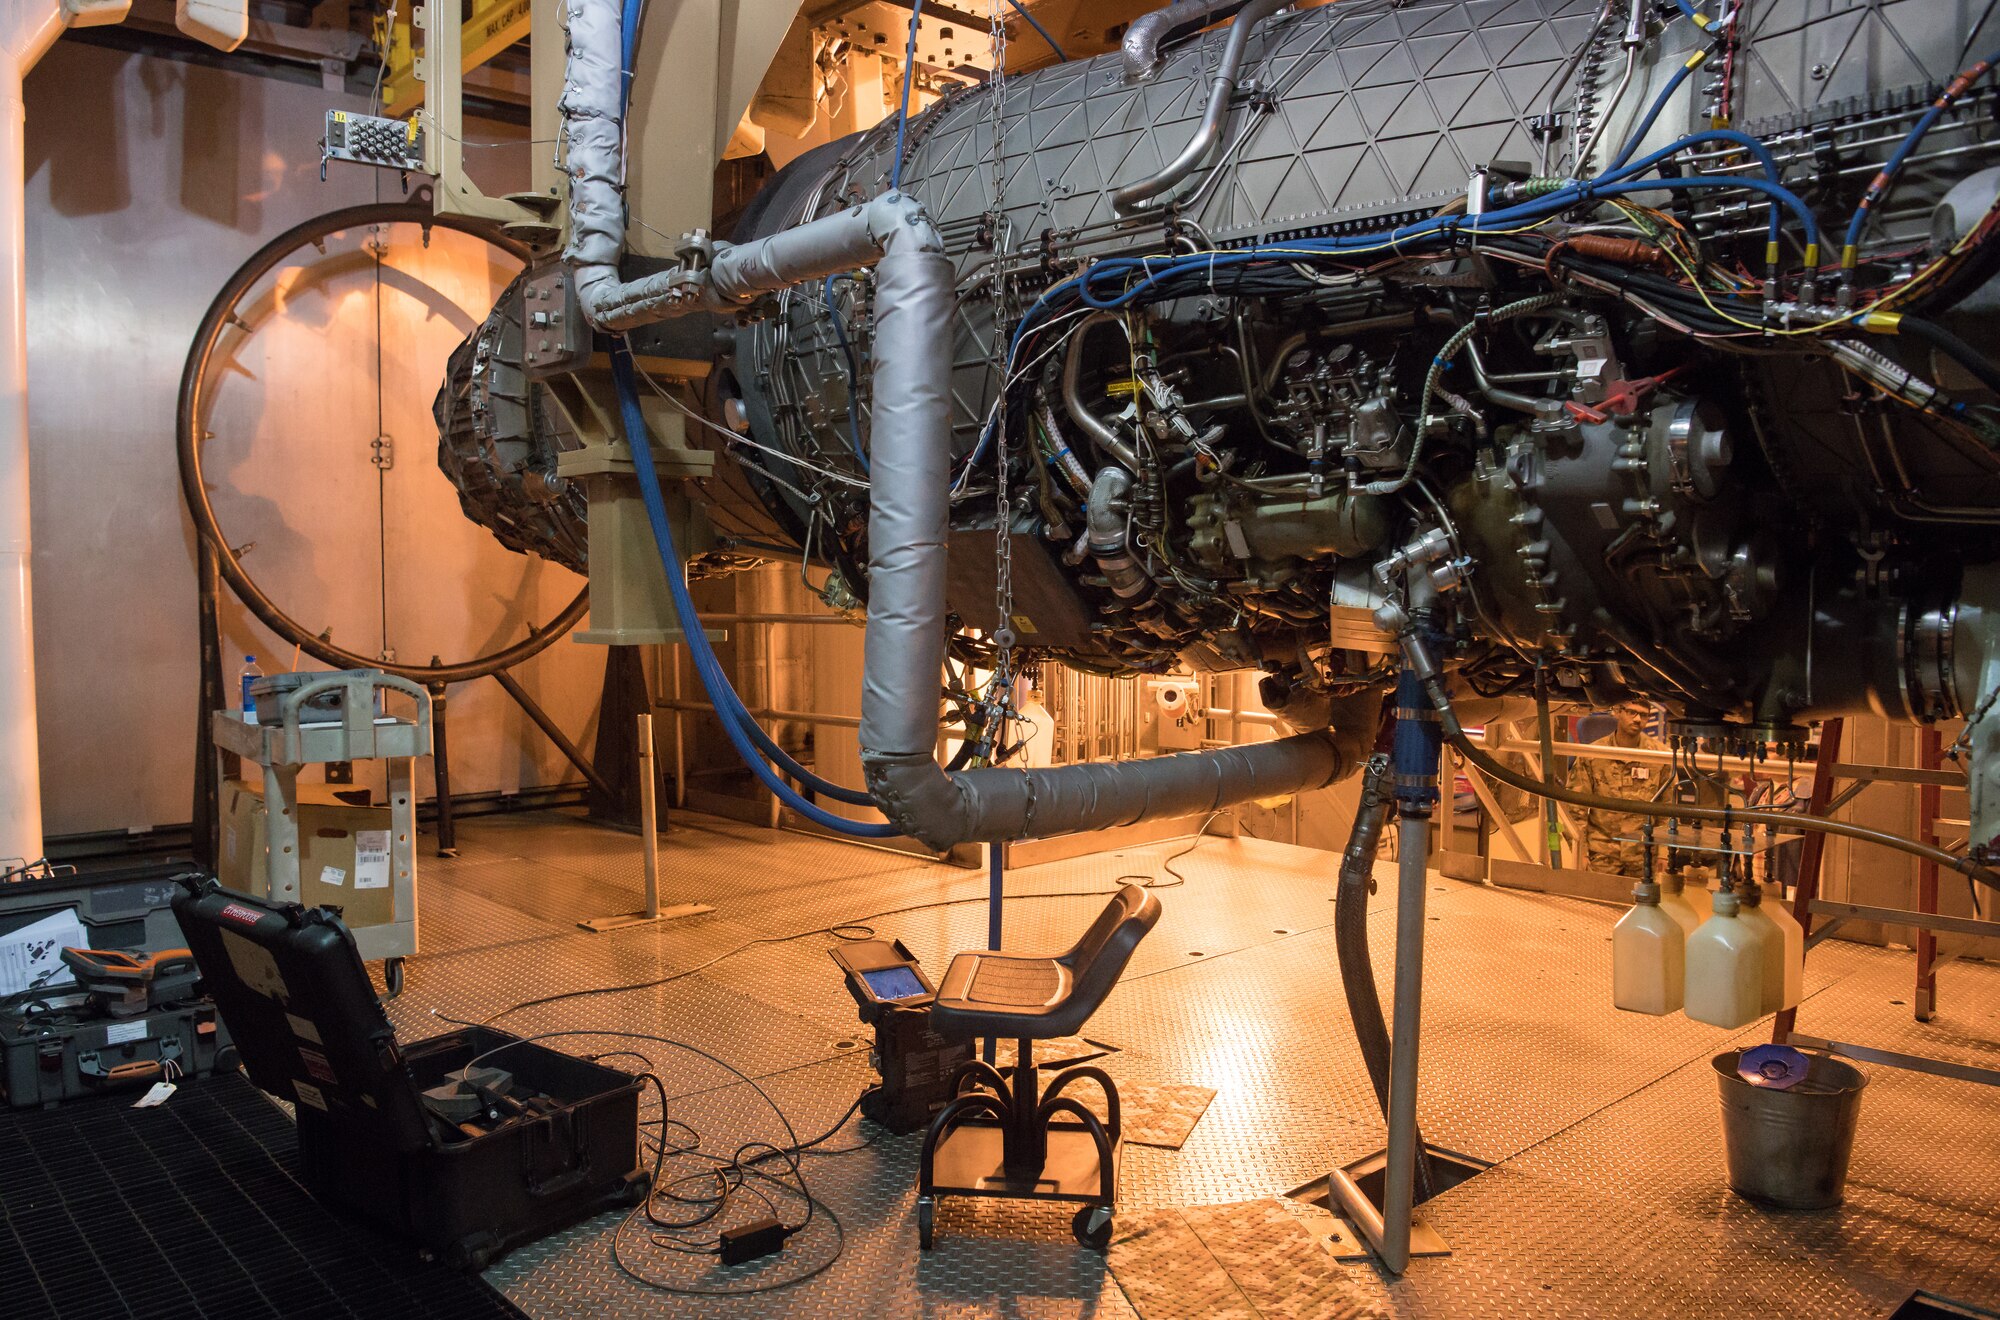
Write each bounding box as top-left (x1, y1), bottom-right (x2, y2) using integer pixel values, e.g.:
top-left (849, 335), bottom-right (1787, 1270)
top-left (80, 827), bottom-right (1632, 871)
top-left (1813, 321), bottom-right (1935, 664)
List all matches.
top-left (438, 0), bottom-right (2000, 856)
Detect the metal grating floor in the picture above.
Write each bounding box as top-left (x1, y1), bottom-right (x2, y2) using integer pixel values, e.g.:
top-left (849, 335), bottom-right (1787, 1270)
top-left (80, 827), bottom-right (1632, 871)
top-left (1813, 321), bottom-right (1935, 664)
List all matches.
top-left (0, 1070), bottom-right (531, 1320)
top-left (373, 810), bottom-right (2000, 1318)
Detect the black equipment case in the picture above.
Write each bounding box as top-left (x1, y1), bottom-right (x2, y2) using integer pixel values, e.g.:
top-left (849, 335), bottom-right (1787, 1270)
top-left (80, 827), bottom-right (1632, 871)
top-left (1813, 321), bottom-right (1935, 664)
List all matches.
top-left (1, 860), bottom-right (235, 1108)
top-left (1, 995), bottom-right (230, 1109)
top-left (172, 877), bottom-right (649, 1268)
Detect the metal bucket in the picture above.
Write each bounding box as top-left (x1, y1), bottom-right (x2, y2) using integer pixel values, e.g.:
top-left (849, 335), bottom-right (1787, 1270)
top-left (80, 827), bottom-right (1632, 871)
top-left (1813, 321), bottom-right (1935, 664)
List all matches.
top-left (1712, 1050), bottom-right (1868, 1210)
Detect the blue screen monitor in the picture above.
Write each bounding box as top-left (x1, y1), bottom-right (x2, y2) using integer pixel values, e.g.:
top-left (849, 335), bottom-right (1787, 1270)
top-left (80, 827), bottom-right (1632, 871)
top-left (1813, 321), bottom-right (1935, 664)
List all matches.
top-left (859, 965), bottom-right (927, 1001)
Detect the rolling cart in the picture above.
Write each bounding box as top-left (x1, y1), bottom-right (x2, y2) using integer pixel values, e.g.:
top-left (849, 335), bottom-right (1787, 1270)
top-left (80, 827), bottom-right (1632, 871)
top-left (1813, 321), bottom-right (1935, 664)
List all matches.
top-left (211, 670), bottom-right (430, 995)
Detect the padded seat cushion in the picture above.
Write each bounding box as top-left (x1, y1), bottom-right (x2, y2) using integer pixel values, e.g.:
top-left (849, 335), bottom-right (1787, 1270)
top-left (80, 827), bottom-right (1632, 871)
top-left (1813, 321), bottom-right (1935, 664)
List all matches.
top-left (926, 885), bottom-right (1161, 1042)
top-left (949, 955), bottom-right (1068, 1007)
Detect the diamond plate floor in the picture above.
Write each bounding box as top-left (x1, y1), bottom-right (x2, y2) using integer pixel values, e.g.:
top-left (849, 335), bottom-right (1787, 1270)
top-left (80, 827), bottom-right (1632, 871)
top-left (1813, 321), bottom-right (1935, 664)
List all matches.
top-left (377, 810), bottom-right (2000, 1318)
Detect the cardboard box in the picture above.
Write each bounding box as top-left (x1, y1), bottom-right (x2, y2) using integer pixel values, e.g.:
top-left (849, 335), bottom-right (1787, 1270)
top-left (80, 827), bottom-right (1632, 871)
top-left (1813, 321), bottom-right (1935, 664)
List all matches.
top-left (219, 779), bottom-right (396, 928)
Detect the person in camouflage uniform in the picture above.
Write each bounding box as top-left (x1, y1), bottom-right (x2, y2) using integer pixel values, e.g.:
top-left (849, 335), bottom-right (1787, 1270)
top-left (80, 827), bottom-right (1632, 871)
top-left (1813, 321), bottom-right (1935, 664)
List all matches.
top-left (1569, 699), bottom-right (1670, 877)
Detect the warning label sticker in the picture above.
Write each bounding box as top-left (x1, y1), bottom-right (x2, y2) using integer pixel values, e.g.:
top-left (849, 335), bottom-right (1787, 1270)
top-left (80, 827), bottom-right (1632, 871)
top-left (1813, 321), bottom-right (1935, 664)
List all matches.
top-left (297, 1046), bottom-right (339, 1086)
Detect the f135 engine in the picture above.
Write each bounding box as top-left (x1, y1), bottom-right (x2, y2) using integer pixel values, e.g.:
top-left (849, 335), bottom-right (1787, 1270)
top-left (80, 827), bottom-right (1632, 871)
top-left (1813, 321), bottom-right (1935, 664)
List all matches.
top-left (440, 0), bottom-right (2000, 853)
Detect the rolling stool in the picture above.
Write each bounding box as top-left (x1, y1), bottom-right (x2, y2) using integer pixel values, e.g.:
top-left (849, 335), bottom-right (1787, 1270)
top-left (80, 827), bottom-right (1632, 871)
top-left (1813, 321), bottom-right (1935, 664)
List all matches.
top-left (916, 883), bottom-right (1161, 1251)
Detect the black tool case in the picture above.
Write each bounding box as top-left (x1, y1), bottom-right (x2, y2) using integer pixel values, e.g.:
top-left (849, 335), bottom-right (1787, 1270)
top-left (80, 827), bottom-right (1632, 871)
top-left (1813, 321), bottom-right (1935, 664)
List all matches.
top-left (0, 995), bottom-right (231, 1108)
top-left (172, 878), bottom-right (649, 1268)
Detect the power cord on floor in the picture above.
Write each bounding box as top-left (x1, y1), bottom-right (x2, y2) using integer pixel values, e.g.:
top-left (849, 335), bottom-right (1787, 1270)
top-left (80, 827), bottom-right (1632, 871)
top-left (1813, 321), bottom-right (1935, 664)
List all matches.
top-left (437, 1025), bottom-right (871, 1296)
top-left (477, 812), bottom-right (1230, 1027)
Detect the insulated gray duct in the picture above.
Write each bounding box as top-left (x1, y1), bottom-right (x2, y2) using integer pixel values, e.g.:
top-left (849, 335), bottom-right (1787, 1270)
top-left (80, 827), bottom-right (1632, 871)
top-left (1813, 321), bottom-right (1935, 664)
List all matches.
top-left (559, 0), bottom-right (699, 331)
top-left (556, 0), bottom-right (1358, 849)
top-left (852, 240), bottom-right (1355, 849)
top-left (1121, 0), bottom-right (1251, 81)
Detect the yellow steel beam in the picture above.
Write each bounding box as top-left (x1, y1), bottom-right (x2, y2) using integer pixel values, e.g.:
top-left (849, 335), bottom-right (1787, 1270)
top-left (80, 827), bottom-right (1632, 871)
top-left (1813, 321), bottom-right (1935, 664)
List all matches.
top-left (382, 0), bottom-right (531, 114)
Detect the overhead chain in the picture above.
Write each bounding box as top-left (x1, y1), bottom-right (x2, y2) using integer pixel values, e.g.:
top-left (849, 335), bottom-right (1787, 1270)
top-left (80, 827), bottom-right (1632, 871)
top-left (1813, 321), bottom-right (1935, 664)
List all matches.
top-left (983, 0), bottom-right (1019, 765)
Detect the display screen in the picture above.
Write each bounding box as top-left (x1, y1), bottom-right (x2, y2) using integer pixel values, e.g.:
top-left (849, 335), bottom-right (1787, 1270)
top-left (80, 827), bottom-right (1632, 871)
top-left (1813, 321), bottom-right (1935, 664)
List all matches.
top-left (859, 965), bottom-right (927, 1001)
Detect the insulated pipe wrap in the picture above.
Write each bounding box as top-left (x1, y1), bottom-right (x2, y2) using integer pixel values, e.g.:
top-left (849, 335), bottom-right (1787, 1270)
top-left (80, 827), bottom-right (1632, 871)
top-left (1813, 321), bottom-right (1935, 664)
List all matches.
top-left (559, 0), bottom-right (681, 329)
top-left (857, 244), bottom-right (1353, 848)
top-left (858, 247), bottom-right (958, 761)
top-left (865, 732), bottom-right (1347, 851)
top-left (557, 0), bottom-right (621, 274)
top-left (709, 194), bottom-right (944, 305)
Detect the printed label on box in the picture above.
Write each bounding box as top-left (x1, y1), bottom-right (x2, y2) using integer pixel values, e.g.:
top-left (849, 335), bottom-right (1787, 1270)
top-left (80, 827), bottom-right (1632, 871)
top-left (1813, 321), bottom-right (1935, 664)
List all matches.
top-left (104, 1019), bottom-right (148, 1046)
top-left (355, 830), bottom-right (391, 890)
top-left (319, 865), bottom-right (347, 887)
top-left (293, 1080), bottom-right (327, 1111)
top-left (298, 1046), bottom-right (339, 1085)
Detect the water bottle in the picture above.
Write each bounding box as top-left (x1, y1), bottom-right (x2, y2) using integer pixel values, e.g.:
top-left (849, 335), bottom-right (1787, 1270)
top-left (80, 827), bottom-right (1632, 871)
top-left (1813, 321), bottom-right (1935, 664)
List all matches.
top-left (239, 655), bottom-right (263, 724)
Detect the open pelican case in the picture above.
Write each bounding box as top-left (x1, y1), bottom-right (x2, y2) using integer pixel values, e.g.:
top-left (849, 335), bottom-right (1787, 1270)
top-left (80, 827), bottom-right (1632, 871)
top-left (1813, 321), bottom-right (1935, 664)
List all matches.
top-left (172, 876), bottom-right (649, 1269)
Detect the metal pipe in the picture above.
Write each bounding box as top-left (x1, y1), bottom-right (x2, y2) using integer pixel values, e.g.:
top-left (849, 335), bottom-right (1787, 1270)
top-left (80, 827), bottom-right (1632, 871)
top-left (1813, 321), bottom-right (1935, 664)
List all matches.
top-left (429, 681), bottom-right (458, 858)
top-left (1401, 633), bottom-right (2000, 890)
top-left (637, 712), bottom-right (659, 918)
top-left (1121, 0), bottom-right (1250, 82)
top-left (493, 667), bottom-right (620, 802)
top-left (669, 648), bottom-right (686, 808)
top-left (652, 697), bottom-right (861, 728)
top-left (694, 612), bottom-right (857, 625)
top-left (1463, 339), bottom-right (1547, 416)
top-left (1112, 0), bottom-right (1289, 213)
top-left (1062, 314), bottom-right (1143, 472)
top-left (1379, 806), bottom-right (1432, 1275)
top-left (1537, 0), bottom-right (1615, 175)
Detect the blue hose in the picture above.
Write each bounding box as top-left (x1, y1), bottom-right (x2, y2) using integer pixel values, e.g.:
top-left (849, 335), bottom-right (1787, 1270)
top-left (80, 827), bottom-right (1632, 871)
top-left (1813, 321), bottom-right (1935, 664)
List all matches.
top-left (1005, 0), bottom-right (1066, 61)
top-left (611, 0), bottom-right (890, 831)
top-left (1611, 55), bottom-right (1702, 172)
top-left (610, 345), bottom-right (899, 836)
top-left (1844, 50), bottom-right (2000, 255)
top-left (891, 0), bottom-right (924, 192)
top-left (1019, 130), bottom-right (1821, 327)
top-left (619, 0), bottom-right (644, 108)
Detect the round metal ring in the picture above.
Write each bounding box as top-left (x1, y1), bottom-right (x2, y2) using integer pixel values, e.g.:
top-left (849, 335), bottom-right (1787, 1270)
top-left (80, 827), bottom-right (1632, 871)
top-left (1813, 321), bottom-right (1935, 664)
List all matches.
top-left (176, 196), bottom-right (587, 685)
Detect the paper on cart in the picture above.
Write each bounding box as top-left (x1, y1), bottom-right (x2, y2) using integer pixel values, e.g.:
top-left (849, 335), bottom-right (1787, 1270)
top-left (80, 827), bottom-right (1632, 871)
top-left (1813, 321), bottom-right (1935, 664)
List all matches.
top-left (0, 909), bottom-right (87, 997)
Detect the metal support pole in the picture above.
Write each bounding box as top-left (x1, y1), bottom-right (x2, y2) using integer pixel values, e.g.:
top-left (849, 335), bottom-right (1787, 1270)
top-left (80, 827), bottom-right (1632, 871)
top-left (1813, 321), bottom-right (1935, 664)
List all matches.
top-left (984, 840), bottom-right (1004, 1066)
top-left (670, 645), bottom-right (687, 808)
top-left (1381, 653), bottom-right (1444, 1275)
top-left (428, 678), bottom-right (458, 858)
top-left (192, 537), bottom-right (227, 869)
top-left (1775, 718), bottom-right (1843, 1044)
top-left (1916, 725), bottom-right (1943, 1022)
top-left (638, 711), bottom-right (660, 920)
top-left (577, 707), bottom-right (710, 933)
top-left (1381, 805), bottom-right (1431, 1275)
top-left (493, 666), bottom-right (619, 803)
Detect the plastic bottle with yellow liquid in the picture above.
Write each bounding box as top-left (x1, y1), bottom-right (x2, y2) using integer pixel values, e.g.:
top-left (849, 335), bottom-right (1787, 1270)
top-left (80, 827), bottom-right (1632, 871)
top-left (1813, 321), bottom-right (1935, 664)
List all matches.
top-left (1733, 878), bottom-right (1789, 1015)
top-left (1613, 879), bottom-right (1686, 1015)
top-left (1684, 885), bottom-right (1768, 1028)
top-left (1753, 825), bottom-right (1804, 1010)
